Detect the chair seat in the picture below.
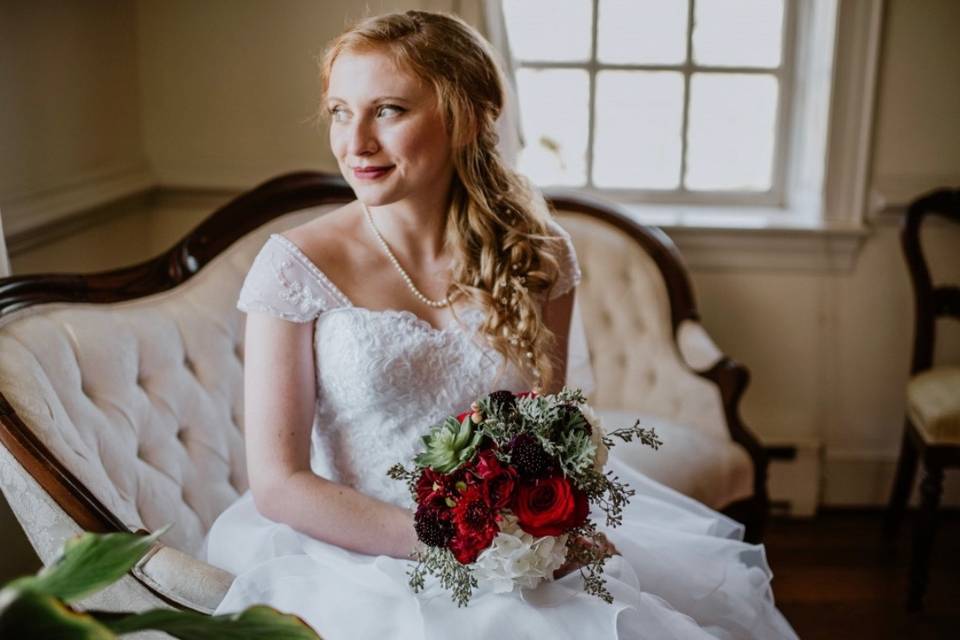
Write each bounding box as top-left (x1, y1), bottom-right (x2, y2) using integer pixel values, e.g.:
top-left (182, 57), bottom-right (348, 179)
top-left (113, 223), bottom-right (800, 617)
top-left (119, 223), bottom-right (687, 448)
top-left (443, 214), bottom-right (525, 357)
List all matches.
top-left (907, 366), bottom-right (960, 444)
top-left (598, 409), bottom-right (754, 510)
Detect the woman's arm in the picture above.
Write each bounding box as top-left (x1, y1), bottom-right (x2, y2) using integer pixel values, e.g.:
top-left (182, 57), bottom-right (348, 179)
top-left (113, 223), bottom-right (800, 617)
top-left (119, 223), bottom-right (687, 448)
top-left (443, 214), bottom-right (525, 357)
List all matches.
top-left (242, 311), bottom-right (418, 559)
top-left (541, 286), bottom-right (576, 394)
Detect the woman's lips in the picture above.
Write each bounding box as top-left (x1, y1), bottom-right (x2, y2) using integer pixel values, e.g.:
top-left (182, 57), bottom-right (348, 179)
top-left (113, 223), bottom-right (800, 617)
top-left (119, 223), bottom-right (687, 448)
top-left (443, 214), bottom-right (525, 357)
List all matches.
top-left (352, 165), bottom-right (394, 180)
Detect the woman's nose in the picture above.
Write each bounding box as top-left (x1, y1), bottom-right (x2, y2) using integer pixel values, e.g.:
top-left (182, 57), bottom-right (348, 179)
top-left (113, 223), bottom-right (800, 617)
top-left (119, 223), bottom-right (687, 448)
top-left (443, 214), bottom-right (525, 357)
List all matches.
top-left (348, 118), bottom-right (379, 156)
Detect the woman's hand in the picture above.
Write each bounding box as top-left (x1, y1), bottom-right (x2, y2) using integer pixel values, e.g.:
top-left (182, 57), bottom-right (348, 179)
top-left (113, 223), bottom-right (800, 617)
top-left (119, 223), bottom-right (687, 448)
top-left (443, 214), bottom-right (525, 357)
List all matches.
top-left (553, 533), bottom-right (620, 579)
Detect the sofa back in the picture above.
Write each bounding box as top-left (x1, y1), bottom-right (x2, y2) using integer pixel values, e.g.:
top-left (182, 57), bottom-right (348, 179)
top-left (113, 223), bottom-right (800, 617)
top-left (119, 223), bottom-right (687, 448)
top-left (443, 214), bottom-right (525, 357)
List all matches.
top-left (0, 206), bottom-right (327, 557)
top-left (558, 211), bottom-right (727, 438)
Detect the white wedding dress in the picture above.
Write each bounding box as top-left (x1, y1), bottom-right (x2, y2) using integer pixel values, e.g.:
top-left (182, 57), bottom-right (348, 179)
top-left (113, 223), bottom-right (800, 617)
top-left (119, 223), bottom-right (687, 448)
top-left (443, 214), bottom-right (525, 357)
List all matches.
top-left (203, 220), bottom-right (798, 639)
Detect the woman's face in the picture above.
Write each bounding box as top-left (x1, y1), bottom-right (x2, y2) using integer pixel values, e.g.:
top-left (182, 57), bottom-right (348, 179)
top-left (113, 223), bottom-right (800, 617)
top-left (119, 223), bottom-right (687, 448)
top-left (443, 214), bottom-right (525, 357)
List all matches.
top-left (326, 48), bottom-right (454, 210)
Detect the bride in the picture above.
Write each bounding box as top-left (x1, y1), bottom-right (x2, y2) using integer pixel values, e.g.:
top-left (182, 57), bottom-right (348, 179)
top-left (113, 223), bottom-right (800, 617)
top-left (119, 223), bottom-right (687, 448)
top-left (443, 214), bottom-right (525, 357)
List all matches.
top-left (204, 10), bottom-right (798, 639)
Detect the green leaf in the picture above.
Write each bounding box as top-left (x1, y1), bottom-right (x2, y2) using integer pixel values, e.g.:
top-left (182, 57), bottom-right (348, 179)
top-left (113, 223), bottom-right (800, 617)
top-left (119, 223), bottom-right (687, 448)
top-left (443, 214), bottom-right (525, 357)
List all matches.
top-left (8, 525), bottom-right (170, 603)
top-left (0, 587), bottom-right (116, 639)
top-left (91, 604), bottom-right (322, 639)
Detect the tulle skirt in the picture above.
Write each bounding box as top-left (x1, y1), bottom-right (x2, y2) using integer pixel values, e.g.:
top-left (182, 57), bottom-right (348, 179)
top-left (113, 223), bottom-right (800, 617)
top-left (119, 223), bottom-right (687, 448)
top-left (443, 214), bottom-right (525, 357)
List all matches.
top-left (203, 456), bottom-right (798, 639)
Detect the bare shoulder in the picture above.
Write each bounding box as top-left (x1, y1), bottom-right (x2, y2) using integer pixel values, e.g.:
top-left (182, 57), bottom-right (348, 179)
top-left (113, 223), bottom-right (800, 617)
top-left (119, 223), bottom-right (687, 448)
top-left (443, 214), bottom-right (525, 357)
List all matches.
top-left (279, 201), bottom-right (366, 272)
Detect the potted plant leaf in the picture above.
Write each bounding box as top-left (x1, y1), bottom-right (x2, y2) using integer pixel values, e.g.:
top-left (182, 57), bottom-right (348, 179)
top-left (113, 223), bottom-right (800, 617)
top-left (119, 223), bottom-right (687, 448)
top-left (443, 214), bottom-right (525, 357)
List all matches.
top-left (0, 525), bottom-right (321, 639)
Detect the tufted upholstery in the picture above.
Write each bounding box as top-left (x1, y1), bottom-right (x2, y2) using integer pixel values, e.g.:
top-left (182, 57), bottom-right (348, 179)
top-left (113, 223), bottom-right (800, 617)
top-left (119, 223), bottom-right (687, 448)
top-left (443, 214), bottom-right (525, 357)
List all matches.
top-left (0, 206), bottom-right (328, 559)
top-left (0, 177), bottom-right (761, 614)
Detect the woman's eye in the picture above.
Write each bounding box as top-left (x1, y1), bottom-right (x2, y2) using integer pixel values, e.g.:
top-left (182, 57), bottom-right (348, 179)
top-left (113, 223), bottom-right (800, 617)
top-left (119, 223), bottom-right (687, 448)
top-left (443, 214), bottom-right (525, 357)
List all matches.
top-left (377, 104), bottom-right (404, 118)
top-left (328, 106), bottom-right (349, 123)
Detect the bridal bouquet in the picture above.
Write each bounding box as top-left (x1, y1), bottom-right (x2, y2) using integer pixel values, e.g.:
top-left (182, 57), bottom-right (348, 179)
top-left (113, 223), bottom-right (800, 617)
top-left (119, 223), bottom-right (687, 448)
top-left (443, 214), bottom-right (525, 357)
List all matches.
top-left (387, 387), bottom-right (661, 606)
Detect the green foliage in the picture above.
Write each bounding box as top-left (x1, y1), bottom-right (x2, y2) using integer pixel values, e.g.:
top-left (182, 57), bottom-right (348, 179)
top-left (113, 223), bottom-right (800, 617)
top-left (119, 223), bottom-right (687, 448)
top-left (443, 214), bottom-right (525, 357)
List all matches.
top-left (0, 588), bottom-right (114, 639)
top-left (407, 546), bottom-right (478, 608)
top-left (93, 606), bottom-right (319, 639)
top-left (602, 420), bottom-right (663, 451)
top-left (8, 525), bottom-right (169, 604)
top-left (0, 526), bottom-right (322, 639)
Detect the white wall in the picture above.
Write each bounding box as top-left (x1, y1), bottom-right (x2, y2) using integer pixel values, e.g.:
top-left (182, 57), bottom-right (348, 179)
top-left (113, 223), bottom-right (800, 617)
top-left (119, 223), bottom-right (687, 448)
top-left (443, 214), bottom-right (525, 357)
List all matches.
top-left (871, 0), bottom-right (960, 205)
top-left (0, 0), bottom-right (152, 237)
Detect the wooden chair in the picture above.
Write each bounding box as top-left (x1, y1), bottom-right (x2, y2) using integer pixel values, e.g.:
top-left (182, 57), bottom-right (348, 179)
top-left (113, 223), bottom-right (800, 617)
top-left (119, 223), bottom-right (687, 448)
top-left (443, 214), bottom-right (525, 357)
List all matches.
top-left (0, 172), bottom-right (769, 616)
top-left (884, 187), bottom-right (960, 611)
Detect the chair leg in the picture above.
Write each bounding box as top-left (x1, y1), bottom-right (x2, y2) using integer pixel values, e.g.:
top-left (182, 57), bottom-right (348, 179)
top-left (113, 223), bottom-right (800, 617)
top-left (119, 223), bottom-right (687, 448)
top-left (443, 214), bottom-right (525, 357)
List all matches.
top-left (907, 464), bottom-right (943, 612)
top-left (885, 424), bottom-right (919, 537)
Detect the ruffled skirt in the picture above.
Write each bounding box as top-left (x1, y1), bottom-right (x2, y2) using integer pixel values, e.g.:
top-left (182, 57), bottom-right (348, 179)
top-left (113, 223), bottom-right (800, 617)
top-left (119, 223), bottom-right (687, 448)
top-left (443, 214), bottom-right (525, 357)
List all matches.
top-left (204, 456), bottom-right (798, 639)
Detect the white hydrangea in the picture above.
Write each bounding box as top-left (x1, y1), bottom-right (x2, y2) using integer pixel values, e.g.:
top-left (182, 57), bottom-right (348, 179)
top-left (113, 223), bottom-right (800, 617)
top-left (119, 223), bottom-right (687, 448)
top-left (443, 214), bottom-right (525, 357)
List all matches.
top-left (473, 514), bottom-right (569, 593)
top-left (578, 403), bottom-right (609, 471)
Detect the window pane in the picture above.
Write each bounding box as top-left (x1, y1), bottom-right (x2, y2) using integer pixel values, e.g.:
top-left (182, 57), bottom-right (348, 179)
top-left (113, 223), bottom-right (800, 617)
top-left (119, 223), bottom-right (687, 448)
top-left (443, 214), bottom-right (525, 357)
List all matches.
top-left (693, 0), bottom-right (784, 68)
top-left (503, 0), bottom-right (592, 62)
top-left (593, 71), bottom-right (684, 189)
top-left (597, 0), bottom-right (687, 65)
top-left (686, 73), bottom-right (778, 191)
top-left (516, 68), bottom-right (589, 186)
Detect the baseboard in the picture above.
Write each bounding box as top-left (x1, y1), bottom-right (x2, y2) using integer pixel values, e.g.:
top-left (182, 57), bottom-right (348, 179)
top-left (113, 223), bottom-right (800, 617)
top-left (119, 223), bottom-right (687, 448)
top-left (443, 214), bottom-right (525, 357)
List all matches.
top-left (823, 450), bottom-right (960, 507)
top-left (766, 438), bottom-right (823, 517)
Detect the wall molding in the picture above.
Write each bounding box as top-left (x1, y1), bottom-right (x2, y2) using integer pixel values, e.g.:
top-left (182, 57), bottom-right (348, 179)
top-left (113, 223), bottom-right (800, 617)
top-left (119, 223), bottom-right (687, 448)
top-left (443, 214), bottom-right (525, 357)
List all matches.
top-left (6, 180), bottom-right (873, 273)
top-left (665, 223), bottom-right (867, 273)
top-left (1, 162), bottom-right (156, 239)
top-left (822, 0), bottom-right (885, 225)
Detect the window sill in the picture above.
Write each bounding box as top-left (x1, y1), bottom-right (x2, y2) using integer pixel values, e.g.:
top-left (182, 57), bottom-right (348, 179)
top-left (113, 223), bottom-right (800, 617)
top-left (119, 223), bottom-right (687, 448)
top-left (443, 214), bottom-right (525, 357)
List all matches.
top-left (612, 202), bottom-right (870, 273)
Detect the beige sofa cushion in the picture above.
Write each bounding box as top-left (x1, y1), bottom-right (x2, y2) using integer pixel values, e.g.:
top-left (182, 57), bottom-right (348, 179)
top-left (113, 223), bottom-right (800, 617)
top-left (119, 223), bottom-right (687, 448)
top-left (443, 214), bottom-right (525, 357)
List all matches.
top-left (600, 410), bottom-right (754, 509)
top-left (907, 366), bottom-right (960, 443)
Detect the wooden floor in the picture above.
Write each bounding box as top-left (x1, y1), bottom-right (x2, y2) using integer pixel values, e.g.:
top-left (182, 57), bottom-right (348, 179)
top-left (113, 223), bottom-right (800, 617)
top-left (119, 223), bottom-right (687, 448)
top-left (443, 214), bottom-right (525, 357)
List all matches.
top-left (763, 510), bottom-right (960, 639)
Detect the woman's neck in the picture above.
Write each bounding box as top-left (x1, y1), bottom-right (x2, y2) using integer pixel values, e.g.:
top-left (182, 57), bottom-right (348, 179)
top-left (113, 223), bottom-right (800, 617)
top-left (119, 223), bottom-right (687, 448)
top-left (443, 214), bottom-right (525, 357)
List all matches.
top-left (365, 192), bottom-right (451, 267)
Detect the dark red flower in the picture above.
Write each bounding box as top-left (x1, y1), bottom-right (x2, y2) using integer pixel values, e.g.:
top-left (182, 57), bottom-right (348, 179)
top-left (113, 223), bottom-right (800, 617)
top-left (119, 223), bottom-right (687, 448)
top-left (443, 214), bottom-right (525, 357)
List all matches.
top-left (471, 449), bottom-right (517, 509)
top-left (415, 468), bottom-right (461, 508)
top-left (449, 484), bottom-right (499, 564)
top-left (513, 475), bottom-right (589, 538)
top-left (414, 504), bottom-right (454, 548)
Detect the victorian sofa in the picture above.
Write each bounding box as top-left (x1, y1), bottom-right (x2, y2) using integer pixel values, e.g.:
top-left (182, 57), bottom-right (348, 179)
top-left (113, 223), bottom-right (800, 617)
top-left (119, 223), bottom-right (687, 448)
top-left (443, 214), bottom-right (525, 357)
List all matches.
top-left (0, 171), bottom-right (767, 615)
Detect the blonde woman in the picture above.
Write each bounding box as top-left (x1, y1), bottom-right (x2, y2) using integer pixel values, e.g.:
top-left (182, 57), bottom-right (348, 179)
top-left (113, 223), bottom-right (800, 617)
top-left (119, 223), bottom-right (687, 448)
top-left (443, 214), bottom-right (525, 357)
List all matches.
top-left (204, 10), bottom-right (798, 639)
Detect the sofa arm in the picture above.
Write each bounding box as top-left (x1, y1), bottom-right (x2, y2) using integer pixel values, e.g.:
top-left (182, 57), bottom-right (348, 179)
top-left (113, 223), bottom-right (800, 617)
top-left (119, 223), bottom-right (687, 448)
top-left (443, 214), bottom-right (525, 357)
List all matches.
top-left (132, 543), bottom-right (234, 615)
top-left (677, 319), bottom-right (724, 373)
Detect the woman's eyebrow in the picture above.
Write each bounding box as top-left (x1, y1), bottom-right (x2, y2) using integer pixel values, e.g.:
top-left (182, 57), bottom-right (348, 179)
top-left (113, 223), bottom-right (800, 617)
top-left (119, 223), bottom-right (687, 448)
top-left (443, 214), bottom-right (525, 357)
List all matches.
top-left (326, 95), bottom-right (412, 104)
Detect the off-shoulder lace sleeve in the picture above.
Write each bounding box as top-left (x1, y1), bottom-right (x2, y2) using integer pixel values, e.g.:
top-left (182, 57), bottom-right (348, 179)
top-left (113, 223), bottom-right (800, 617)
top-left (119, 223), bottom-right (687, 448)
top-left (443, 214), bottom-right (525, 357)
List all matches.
top-left (237, 234), bottom-right (350, 323)
top-left (544, 218), bottom-right (582, 300)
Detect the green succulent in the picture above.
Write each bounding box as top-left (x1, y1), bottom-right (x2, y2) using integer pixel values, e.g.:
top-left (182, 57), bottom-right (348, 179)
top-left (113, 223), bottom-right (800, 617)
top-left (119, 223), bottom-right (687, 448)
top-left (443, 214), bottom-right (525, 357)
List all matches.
top-left (414, 415), bottom-right (485, 473)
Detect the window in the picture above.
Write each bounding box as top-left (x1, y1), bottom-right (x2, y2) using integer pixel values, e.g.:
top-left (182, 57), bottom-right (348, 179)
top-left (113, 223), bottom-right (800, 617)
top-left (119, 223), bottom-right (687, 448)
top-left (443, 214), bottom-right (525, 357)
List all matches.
top-left (502, 0), bottom-right (798, 208)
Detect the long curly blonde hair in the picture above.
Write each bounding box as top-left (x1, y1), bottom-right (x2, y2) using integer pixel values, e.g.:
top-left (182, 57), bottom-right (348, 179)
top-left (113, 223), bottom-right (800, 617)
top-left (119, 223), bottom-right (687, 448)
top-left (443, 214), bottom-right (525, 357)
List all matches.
top-left (318, 10), bottom-right (567, 390)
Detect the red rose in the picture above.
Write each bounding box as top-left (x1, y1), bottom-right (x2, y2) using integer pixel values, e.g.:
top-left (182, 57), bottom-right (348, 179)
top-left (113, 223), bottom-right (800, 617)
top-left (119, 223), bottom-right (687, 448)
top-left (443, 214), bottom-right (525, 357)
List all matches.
top-left (513, 475), bottom-right (589, 537)
top-left (456, 410), bottom-right (471, 423)
top-left (449, 484), bottom-right (499, 564)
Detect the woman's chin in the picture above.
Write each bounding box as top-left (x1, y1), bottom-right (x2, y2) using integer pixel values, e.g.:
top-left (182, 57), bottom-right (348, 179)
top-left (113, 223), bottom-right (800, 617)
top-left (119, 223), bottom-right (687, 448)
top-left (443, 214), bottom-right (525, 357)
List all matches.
top-left (346, 179), bottom-right (397, 206)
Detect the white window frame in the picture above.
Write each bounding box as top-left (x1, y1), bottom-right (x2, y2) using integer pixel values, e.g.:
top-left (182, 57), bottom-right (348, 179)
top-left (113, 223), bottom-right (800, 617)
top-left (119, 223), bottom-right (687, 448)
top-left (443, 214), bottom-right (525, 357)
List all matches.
top-left (490, 0), bottom-right (884, 271)
top-left (510, 0), bottom-right (796, 208)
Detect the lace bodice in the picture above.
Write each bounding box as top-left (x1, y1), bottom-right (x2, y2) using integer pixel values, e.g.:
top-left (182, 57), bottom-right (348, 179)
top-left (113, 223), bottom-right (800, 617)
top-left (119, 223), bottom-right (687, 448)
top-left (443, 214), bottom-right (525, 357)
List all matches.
top-left (236, 218), bottom-right (582, 508)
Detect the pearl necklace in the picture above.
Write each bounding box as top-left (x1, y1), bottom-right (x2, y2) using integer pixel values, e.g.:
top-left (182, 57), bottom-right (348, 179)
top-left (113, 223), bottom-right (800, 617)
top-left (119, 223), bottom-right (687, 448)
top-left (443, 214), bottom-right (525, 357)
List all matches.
top-left (361, 201), bottom-right (452, 309)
